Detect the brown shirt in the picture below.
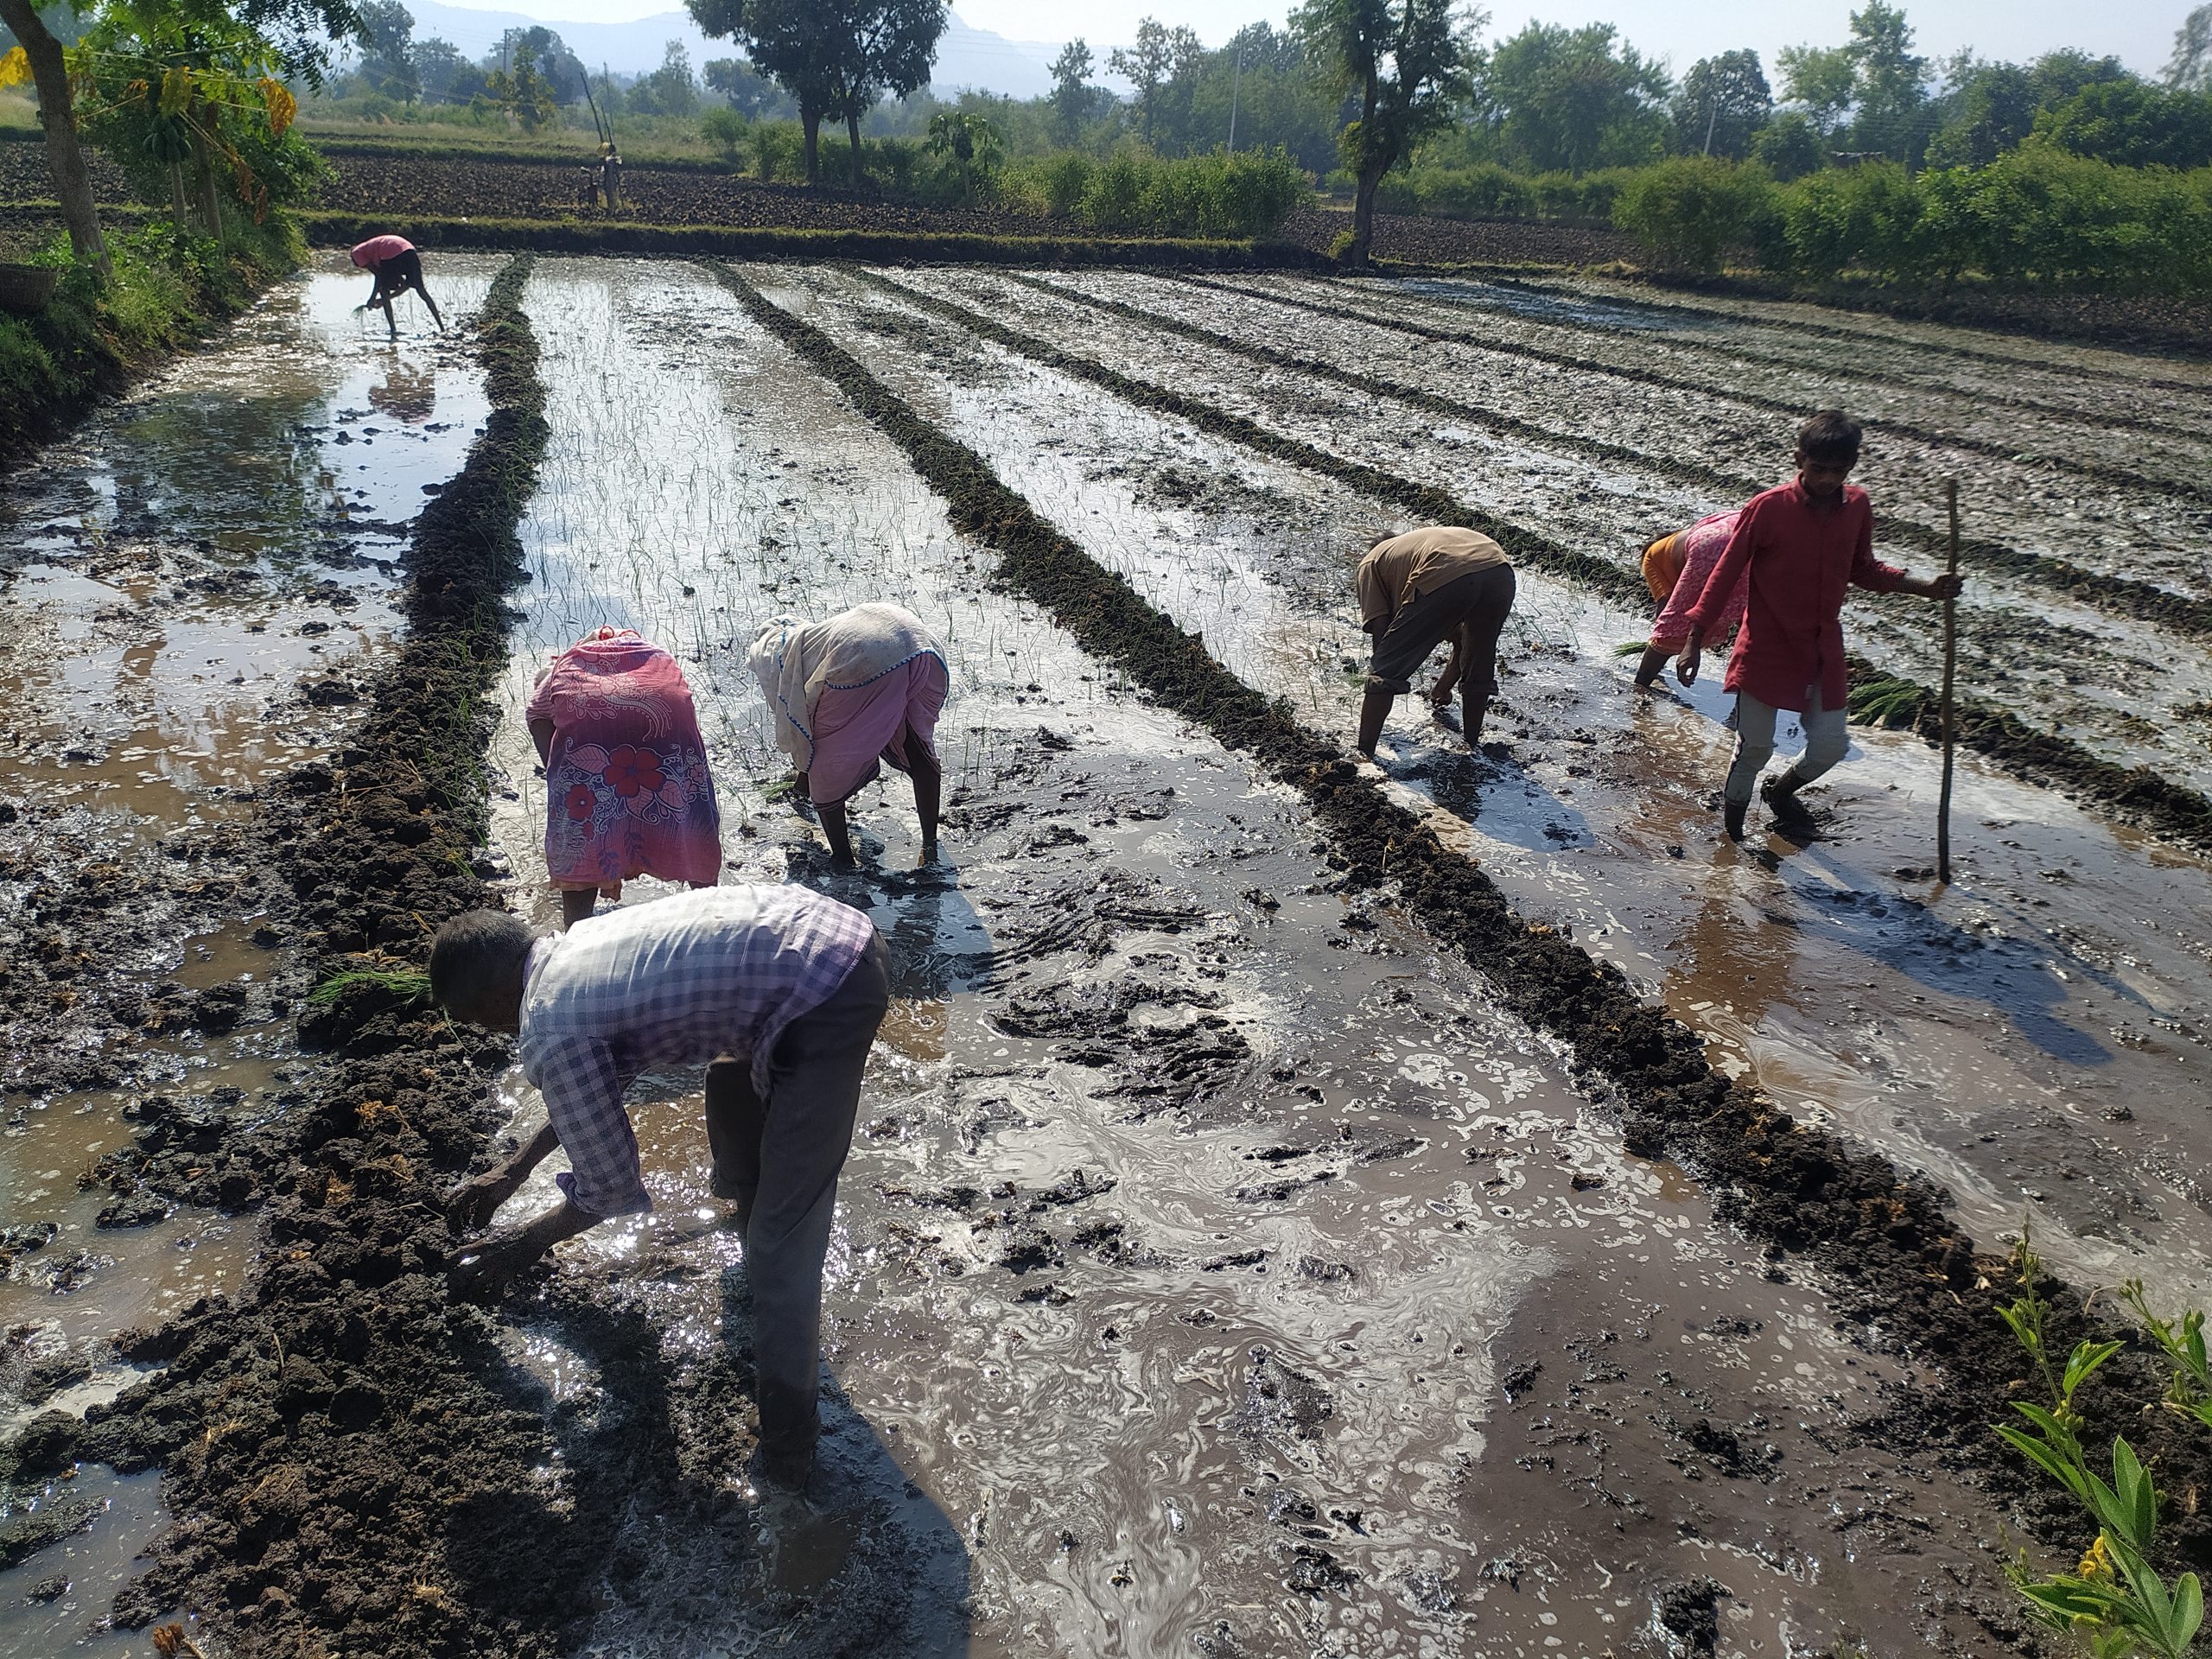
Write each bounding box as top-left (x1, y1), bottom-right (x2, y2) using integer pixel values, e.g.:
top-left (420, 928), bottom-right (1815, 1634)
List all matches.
top-left (1357, 527), bottom-right (1510, 628)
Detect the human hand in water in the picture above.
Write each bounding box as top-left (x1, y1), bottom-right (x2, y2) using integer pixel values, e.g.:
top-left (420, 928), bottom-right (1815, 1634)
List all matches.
top-left (1675, 627), bottom-right (1704, 687)
top-left (445, 1169), bottom-right (518, 1233)
top-left (446, 1197), bottom-right (596, 1301)
top-left (445, 1226), bottom-right (550, 1301)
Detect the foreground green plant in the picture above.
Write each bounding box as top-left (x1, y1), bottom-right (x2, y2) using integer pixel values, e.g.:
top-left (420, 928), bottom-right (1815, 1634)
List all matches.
top-left (1993, 1235), bottom-right (2205, 1658)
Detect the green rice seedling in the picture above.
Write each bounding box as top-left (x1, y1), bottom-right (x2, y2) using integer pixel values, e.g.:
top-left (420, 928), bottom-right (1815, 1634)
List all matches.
top-left (1847, 675), bottom-right (1928, 729)
top-left (1615, 639), bottom-right (1649, 658)
top-left (308, 966), bottom-right (433, 1010)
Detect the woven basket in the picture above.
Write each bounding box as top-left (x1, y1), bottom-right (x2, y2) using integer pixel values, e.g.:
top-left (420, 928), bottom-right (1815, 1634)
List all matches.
top-left (0, 264), bottom-right (61, 315)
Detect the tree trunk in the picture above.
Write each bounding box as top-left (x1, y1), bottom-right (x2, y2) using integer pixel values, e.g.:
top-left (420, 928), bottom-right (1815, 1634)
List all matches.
top-left (0, 0), bottom-right (111, 283)
top-left (1351, 162), bottom-right (1382, 268)
top-left (195, 140), bottom-right (226, 253)
top-left (800, 108), bottom-right (821, 184)
top-left (1348, 69), bottom-right (1383, 269)
top-left (847, 108), bottom-right (863, 187)
top-left (168, 162), bottom-right (189, 232)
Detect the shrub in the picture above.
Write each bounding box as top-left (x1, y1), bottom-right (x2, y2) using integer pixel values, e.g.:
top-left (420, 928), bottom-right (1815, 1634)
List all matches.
top-left (1612, 156), bottom-right (1774, 272)
top-left (1033, 152), bottom-right (1093, 218)
top-left (1383, 163), bottom-right (1537, 220)
top-left (701, 106), bottom-right (747, 163)
top-left (1762, 147), bottom-right (2212, 294)
top-left (1063, 147), bottom-right (1306, 239)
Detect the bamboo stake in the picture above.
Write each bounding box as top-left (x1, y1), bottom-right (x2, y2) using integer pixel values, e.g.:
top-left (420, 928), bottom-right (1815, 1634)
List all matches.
top-left (1938, 477), bottom-right (1961, 883)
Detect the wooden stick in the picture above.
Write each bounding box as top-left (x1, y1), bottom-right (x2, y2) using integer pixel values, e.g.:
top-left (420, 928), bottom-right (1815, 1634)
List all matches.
top-left (1938, 477), bottom-right (1961, 883)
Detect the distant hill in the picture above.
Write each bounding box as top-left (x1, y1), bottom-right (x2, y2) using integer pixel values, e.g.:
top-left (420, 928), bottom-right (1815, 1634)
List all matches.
top-left (397, 1), bottom-right (1061, 97)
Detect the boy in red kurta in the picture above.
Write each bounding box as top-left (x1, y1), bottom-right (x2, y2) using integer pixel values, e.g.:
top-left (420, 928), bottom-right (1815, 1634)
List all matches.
top-left (1676, 411), bottom-right (1961, 841)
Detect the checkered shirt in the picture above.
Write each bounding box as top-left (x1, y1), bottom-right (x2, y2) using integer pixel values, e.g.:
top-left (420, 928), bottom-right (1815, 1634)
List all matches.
top-left (518, 884), bottom-right (876, 1217)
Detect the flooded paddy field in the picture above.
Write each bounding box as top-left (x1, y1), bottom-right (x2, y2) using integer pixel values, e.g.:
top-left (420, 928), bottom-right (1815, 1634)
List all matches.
top-left (3, 251), bottom-right (2209, 1657)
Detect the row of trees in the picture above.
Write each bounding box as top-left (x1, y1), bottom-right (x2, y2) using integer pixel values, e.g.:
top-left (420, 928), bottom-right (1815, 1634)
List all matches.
top-left (1049, 3), bottom-right (2212, 181)
top-left (646, 0), bottom-right (2212, 242)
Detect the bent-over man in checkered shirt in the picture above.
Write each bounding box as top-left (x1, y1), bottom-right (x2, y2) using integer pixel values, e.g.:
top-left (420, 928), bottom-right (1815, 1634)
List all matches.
top-left (428, 884), bottom-right (888, 1490)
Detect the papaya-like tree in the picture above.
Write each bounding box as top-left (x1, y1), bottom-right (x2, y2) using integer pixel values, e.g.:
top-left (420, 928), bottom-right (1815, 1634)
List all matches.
top-left (2, 0), bottom-right (359, 277)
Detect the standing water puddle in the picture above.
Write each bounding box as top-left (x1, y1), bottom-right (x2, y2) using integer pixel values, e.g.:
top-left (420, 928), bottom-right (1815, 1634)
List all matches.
top-left (0, 253), bottom-right (501, 1649)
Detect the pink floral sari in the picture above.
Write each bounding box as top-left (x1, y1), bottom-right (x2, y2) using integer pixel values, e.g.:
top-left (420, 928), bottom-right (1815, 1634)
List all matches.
top-left (526, 629), bottom-right (723, 894)
top-left (1649, 510), bottom-right (1749, 653)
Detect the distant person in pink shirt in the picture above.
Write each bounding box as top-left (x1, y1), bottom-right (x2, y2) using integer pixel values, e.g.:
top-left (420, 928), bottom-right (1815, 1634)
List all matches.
top-left (350, 234), bottom-right (444, 340)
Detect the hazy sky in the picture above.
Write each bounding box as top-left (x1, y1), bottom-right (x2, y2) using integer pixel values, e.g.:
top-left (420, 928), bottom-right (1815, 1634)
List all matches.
top-left (447, 0), bottom-right (2188, 79)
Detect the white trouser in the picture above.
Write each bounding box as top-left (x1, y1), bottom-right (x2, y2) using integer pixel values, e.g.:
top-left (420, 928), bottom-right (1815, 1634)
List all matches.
top-left (1725, 688), bottom-right (1848, 805)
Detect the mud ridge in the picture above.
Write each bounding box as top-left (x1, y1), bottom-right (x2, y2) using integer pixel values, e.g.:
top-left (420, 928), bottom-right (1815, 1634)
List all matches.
top-left (1007, 271), bottom-right (2212, 634)
top-left (708, 258), bottom-right (2212, 1581)
top-left (1171, 271), bottom-right (2212, 497)
top-left (0, 255), bottom-right (654, 1656)
top-left (1484, 272), bottom-right (2212, 391)
top-left (855, 267), bottom-right (2212, 856)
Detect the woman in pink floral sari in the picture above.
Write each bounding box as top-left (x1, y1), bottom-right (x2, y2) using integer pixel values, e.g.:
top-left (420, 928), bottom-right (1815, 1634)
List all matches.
top-left (526, 628), bottom-right (723, 926)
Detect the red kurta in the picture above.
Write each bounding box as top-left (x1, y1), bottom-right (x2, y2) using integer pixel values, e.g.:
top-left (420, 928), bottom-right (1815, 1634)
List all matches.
top-left (1685, 480), bottom-right (1903, 710)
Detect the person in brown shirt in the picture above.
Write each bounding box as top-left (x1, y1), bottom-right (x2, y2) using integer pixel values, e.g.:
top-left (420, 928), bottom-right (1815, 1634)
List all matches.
top-left (1355, 526), bottom-right (1517, 755)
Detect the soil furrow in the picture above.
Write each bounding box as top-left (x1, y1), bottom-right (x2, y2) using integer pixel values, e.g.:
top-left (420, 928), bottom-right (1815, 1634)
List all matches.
top-left (1493, 274), bottom-right (2212, 393)
top-left (1013, 270), bottom-right (2212, 637)
top-left (855, 265), bottom-right (2212, 857)
top-left (1321, 271), bottom-right (2212, 449)
top-left (1174, 271), bottom-right (2212, 499)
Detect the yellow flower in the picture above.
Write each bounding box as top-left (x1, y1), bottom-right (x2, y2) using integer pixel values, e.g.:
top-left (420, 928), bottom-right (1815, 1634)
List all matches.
top-left (0, 47), bottom-right (32, 89)
top-left (2079, 1534), bottom-right (2116, 1582)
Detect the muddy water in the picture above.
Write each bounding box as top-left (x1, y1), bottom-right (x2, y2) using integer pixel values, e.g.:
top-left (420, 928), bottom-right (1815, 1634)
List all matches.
top-left (779, 264), bottom-right (2212, 1324)
top-left (425, 257), bottom-right (2032, 1656)
top-left (0, 254), bottom-right (500, 1649)
top-left (900, 265), bottom-right (2212, 802)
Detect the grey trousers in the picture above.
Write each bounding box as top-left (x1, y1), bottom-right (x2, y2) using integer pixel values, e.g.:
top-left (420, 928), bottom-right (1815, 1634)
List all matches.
top-left (1725, 689), bottom-right (1850, 805)
top-left (703, 932), bottom-right (889, 1459)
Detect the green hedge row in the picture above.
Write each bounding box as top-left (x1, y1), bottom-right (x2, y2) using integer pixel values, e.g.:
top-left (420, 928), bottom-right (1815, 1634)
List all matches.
top-left (1610, 147), bottom-right (2212, 293)
top-left (1369, 162), bottom-right (1633, 226)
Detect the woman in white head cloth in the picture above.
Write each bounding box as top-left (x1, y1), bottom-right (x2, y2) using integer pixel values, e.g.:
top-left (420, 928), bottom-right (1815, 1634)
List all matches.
top-left (748, 603), bottom-right (950, 864)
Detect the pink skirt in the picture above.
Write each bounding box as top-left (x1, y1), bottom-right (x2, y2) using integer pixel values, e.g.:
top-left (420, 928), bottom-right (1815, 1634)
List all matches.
top-left (806, 653), bottom-right (950, 806)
